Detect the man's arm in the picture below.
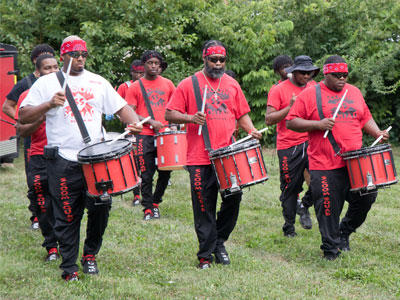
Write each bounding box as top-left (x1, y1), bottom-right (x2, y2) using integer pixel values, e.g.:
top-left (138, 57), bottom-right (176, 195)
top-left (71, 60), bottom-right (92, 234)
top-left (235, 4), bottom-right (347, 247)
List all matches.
top-left (363, 119), bottom-right (389, 141)
top-left (237, 114), bottom-right (261, 139)
top-left (16, 116), bottom-right (45, 138)
top-left (2, 99), bottom-right (17, 119)
top-left (286, 117), bottom-right (335, 133)
top-left (265, 93), bottom-right (296, 126)
top-left (115, 104), bottom-right (143, 134)
top-left (165, 109), bottom-right (205, 125)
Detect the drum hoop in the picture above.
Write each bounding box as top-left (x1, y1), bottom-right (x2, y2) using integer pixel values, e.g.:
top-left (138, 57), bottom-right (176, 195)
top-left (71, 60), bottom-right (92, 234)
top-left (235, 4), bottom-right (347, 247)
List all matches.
top-left (218, 175), bottom-right (269, 192)
top-left (78, 139), bottom-right (132, 163)
top-left (342, 148), bottom-right (393, 161)
top-left (155, 131), bottom-right (186, 137)
top-left (350, 179), bottom-right (398, 193)
top-left (209, 143), bottom-right (261, 160)
top-left (86, 181), bottom-right (141, 198)
top-left (341, 144), bottom-right (392, 159)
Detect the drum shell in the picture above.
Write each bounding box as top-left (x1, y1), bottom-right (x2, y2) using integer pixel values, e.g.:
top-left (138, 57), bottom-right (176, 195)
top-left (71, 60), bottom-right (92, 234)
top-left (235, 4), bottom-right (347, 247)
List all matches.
top-left (341, 143), bottom-right (398, 192)
top-left (78, 140), bottom-right (140, 197)
top-left (155, 131), bottom-right (187, 170)
top-left (209, 140), bottom-right (268, 193)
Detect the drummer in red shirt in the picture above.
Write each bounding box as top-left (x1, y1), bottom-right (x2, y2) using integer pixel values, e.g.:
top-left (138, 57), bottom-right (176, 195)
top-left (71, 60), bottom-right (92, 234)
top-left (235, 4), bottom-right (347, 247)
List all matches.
top-left (125, 50), bottom-right (175, 220)
top-left (286, 55), bottom-right (389, 260)
top-left (165, 40), bottom-right (261, 269)
top-left (266, 55), bottom-right (318, 237)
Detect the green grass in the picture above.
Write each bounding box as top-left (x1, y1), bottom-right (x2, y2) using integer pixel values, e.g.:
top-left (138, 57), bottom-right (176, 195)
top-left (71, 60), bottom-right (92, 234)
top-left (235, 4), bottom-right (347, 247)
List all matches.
top-left (1, 147), bottom-right (400, 299)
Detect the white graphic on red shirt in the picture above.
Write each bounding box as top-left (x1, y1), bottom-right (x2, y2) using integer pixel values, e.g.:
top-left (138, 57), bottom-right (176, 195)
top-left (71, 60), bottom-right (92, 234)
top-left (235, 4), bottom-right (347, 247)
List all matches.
top-left (64, 87), bottom-right (95, 122)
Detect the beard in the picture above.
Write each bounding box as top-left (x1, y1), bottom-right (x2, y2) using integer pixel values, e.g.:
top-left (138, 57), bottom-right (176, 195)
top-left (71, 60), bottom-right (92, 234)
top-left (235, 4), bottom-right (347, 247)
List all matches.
top-left (205, 63), bottom-right (225, 79)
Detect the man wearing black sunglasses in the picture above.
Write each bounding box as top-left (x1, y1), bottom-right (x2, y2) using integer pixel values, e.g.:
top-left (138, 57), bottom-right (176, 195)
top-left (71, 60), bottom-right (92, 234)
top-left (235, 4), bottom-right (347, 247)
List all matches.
top-left (19, 35), bottom-right (143, 281)
top-left (287, 55), bottom-right (389, 261)
top-left (266, 55), bottom-right (319, 238)
top-left (165, 40), bottom-right (261, 269)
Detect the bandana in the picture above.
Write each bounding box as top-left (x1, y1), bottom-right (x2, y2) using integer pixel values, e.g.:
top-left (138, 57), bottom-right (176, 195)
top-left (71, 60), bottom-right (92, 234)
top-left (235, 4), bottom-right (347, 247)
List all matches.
top-left (142, 51), bottom-right (163, 64)
top-left (131, 65), bottom-right (145, 72)
top-left (60, 39), bottom-right (88, 60)
top-left (203, 46), bottom-right (226, 58)
top-left (323, 63), bottom-right (348, 74)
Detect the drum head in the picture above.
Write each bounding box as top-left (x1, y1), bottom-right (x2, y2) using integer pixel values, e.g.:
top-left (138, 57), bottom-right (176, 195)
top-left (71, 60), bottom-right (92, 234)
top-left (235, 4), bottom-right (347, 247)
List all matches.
top-left (78, 139), bottom-right (132, 162)
top-left (209, 139), bottom-right (260, 158)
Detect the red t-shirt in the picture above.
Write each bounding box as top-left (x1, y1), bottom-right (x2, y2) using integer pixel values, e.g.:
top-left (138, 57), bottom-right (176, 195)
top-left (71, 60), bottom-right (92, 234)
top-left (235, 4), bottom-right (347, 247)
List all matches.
top-left (167, 72), bottom-right (251, 165)
top-left (117, 80), bottom-right (133, 99)
top-left (15, 90), bottom-right (47, 156)
top-left (125, 76), bottom-right (175, 136)
top-left (287, 82), bottom-right (372, 170)
top-left (267, 79), bottom-right (315, 150)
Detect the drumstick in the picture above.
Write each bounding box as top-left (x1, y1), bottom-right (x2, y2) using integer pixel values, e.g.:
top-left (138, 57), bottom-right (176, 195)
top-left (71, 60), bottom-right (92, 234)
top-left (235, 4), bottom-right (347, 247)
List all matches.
top-left (62, 58), bottom-right (73, 91)
top-left (323, 89), bottom-right (348, 138)
top-left (108, 116), bottom-right (151, 145)
top-left (198, 85), bottom-right (208, 135)
top-left (370, 126), bottom-right (392, 147)
top-left (230, 127), bottom-right (268, 147)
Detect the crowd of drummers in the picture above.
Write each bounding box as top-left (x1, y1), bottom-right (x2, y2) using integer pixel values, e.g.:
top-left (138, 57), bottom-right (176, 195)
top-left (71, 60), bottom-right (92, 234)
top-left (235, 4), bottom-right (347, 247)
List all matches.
top-left (2, 35), bottom-right (396, 281)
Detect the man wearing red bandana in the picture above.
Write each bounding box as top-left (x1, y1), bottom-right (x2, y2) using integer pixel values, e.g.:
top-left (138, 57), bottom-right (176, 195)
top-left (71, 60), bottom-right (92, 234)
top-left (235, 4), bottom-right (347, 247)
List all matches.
top-left (19, 35), bottom-right (143, 281)
top-left (165, 40), bottom-right (261, 269)
top-left (117, 59), bottom-right (144, 206)
top-left (286, 55), bottom-right (389, 261)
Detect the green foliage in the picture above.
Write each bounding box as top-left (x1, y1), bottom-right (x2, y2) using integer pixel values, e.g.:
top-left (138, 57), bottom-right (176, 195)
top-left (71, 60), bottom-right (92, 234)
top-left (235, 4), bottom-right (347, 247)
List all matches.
top-left (1, 0), bottom-right (399, 144)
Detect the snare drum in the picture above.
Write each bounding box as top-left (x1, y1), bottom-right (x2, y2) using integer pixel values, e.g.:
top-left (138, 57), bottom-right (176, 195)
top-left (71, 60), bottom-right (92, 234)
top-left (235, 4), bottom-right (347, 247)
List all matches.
top-left (77, 139), bottom-right (140, 200)
top-left (155, 131), bottom-right (187, 170)
top-left (341, 143), bottom-right (398, 193)
top-left (209, 139), bottom-right (268, 196)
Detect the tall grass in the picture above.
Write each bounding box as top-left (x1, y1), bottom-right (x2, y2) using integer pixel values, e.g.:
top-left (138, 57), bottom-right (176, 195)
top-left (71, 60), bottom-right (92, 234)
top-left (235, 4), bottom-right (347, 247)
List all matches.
top-left (0, 147), bottom-right (399, 299)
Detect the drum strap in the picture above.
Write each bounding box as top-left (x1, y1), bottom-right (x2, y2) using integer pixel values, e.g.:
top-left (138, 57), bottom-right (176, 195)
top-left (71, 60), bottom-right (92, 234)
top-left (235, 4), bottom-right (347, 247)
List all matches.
top-left (191, 75), bottom-right (212, 150)
top-left (56, 71), bottom-right (91, 144)
top-left (315, 83), bottom-right (340, 155)
top-left (138, 79), bottom-right (155, 121)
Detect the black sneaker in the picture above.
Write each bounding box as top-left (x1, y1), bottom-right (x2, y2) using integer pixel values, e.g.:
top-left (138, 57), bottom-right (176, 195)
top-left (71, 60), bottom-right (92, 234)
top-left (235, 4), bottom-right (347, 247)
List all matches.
top-left (298, 205), bottom-right (312, 230)
top-left (284, 231), bottom-right (297, 238)
top-left (132, 195), bottom-right (141, 206)
top-left (62, 272), bottom-right (79, 281)
top-left (81, 254), bottom-right (99, 275)
top-left (31, 217), bottom-right (39, 230)
top-left (143, 209), bottom-right (154, 220)
top-left (324, 252), bottom-right (341, 261)
top-left (152, 204), bottom-right (160, 219)
top-left (214, 250), bottom-right (230, 265)
top-left (197, 258), bottom-right (211, 269)
top-left (339, 234), bottom-right (350, 251)
top-left (45, 248), bottom-right (60, 262)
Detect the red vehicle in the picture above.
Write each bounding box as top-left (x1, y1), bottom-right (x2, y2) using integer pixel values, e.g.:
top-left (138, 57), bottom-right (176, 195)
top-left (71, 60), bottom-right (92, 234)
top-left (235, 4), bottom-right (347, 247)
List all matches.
top-left (0, 43), bottom-right (19, 163)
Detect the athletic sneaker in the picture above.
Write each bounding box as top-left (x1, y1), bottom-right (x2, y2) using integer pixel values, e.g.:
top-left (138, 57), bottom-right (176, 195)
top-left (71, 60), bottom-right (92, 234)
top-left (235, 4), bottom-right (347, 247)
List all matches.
top-left (297, 204), bottom-right (312, 230)
top-left (324, 252), bottom-right (341, 261)
top-left (31, 217), bottom-right (39, 230)
top-left (197, 258), bottom-right (211, 269)
top-left (81, 254), bottom-right (99, 275)
top-left (45, 248), bottom-right (60, 262)
top-left (152, 203), bottom-right (160, 219)
top-left (284, 231), bottom-right (297, 238)
top-left (143, 209), bottom-right (154, 220)
top-left (339, 234), bottom-right (350, 251)
top-left (214, 250), bottom-right (230, 265)
top-left (62, 272), bottom-right (79, 281)
top-left (132, 195), bottom-right (141, 206)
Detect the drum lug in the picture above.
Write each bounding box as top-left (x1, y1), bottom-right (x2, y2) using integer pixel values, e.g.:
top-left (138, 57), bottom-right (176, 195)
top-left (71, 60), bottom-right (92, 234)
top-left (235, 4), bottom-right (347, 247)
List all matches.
top-left (366, 172), bottom-right (376, 190)
top-left (229, 173), bottom-right (241, 193)
top-left (95, 180), bottom-right (113, 193)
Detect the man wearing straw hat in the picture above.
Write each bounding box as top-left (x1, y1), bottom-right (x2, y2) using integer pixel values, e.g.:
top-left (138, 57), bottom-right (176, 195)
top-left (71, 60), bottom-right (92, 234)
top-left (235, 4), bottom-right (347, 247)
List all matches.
top-left (18, 35), bottom-right (143, 281)
top-left (125, 50), bottom-right (175, 221)
top-left (265, 55), bottom-right (318, 237)
top-left (165, 40), bottom-right (261, 269)
top-left (286, 55), bottom-right (389, 260)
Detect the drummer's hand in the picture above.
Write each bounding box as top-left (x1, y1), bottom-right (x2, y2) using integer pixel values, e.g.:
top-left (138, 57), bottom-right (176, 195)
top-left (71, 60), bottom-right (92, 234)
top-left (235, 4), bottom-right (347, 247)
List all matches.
top-left (319, 118), bottom-right (335, 131)
top-left (48, 91), bottom-right (65, 108)
top-left (289, 93), bottom-right (297, 107)
top-left (378, 130), bottom-right (390, 142)
top-left (192, 111), bottom-right (206, 125)
top-left (170, 125), bottom-right (178, 131)
top-left (126, 122), bottom-right (143, 134)
top-left (150, 120), bottom-right (164, 132)
top-left (249, 129), bottom-right (262, 140)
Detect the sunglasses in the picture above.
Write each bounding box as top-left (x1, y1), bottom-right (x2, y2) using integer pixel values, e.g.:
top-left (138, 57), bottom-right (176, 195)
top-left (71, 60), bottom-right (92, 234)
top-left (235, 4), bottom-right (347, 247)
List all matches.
top-left (67, 51), bottom-right (89, 59)
top-left (330, 72), bottom-right (348, 79)
top-left (207, 56), bottom-right (227, 63)
top-left (298, 70), bottom-right (314, 76)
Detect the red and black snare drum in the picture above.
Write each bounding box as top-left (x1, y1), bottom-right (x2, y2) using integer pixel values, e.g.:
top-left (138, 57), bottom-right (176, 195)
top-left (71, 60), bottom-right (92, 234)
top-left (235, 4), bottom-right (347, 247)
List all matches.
top-left (341, 143), bottom-right (398, 194)
top-left (155, 130), bottom-right (187, 170)
top-left (78, 139), bottom-right (140, 202)
top-left (209, 139), bottom-right (268, 196)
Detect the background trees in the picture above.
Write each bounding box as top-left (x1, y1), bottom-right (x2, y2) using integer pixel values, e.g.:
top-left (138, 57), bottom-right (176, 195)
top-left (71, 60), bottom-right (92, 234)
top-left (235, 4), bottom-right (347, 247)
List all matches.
top-left (1, 0), bottom-right (399, 144)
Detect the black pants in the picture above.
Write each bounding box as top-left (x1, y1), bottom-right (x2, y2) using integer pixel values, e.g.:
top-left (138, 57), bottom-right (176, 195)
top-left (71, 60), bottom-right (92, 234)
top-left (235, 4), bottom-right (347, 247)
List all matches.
top-left (47, 155), bottom-right (111, 275)
top-left (187, 165), bottom-right (242, 261)
top-left (277, 142), bottom-right (310, 234)
top-left (23, 137), bottom-right (36, 222)
top-left (136, 135), bottom-right (171, 210)
top-left (310, 168), bottom-right (376, 256)
top-left (27, 155), bottom-right (57, 250)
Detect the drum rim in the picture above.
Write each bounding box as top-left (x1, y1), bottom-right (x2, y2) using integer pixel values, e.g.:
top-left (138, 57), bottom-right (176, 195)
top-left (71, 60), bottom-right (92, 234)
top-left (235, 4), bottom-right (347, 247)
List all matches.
top-left (218, 175), bottom-right (269, 192)
top-left (86, 181), bottom-right (141, 197)
top-left (209, 139), bottom-right (261, 158)
top-left (341, 143), bottom-right (392, 158)
top-left (349, 178), bottom-right (398, 192)
top-left (78, 139), bottom-right (133, 162)
top-left (155, 130), bottom-right (186, 137)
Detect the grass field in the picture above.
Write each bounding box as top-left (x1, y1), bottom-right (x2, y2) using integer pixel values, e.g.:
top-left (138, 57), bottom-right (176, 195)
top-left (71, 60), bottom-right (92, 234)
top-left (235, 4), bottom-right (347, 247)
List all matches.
top-left (0, 146), bottom-right (399, 300)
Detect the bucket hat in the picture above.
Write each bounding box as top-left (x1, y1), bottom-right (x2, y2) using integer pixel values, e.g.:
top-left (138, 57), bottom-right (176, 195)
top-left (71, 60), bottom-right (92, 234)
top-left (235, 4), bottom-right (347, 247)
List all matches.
top-left (284, 55), bottom-right (320, 77)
